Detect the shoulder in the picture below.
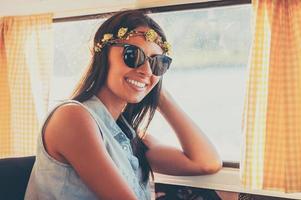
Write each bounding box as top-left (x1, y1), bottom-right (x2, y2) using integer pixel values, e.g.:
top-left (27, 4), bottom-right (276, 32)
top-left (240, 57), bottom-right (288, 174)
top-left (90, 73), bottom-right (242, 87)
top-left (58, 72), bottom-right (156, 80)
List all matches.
top-left (53, 102), bottom-right (90, 117)
top-left (44, 103), bottom-right (101, 162)
top-left (49, 102), bottom-right (100, 138)
top-left (46, 103), bottom-right (97, 133)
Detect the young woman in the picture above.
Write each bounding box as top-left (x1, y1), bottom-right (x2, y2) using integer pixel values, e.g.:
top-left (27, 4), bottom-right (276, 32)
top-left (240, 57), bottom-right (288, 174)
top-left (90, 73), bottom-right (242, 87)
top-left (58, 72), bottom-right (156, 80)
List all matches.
top-left (25, 10), bottom-right (222, 200)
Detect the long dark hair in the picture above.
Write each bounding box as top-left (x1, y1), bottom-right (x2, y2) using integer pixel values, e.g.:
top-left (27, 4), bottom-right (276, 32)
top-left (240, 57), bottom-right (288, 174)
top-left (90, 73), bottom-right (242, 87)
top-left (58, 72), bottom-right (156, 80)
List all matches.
top-left (71, 10), bottom-right (168, 182)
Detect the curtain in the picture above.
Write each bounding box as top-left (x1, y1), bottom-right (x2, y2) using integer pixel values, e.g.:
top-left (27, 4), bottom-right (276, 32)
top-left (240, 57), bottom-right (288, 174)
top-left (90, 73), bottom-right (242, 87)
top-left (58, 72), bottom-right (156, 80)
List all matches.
top-left (241, 0), bottom-right (301, 192)
top-left (0, 14), bottom-right (53, 158)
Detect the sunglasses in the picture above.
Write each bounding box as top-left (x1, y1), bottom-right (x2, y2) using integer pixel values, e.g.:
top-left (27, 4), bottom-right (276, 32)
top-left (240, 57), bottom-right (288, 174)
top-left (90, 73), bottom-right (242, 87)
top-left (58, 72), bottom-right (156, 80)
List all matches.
top-left (111, 43), bottom-right (172, 76)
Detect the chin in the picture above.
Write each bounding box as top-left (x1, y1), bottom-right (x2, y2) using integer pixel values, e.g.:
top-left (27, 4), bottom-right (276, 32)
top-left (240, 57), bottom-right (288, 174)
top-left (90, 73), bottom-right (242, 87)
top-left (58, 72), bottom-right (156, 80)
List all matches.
top-left (126, 95), bottom-right (145, 104)
top-left (127, 98), bottom-right (143, 104)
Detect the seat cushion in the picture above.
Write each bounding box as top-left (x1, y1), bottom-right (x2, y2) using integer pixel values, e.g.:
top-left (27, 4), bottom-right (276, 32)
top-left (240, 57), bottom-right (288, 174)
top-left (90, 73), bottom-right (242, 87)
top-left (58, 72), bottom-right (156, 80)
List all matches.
top-left (0, 156), bottom-right (35, 200)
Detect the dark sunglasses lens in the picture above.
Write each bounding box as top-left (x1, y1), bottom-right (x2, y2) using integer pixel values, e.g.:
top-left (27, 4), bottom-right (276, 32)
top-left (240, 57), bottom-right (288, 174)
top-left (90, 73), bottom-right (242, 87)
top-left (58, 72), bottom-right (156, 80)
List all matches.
top-left (150, 55), bottom-right (172, 76)
top-left (123, 45), bottom-right (145, 68)
top-left (122, 44), bottom-right (171, 76)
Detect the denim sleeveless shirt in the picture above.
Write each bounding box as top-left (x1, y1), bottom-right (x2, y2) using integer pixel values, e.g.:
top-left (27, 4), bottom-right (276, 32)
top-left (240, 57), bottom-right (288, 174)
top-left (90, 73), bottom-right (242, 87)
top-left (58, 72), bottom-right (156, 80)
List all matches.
top-left (25, 95), bottom-right (151, 200)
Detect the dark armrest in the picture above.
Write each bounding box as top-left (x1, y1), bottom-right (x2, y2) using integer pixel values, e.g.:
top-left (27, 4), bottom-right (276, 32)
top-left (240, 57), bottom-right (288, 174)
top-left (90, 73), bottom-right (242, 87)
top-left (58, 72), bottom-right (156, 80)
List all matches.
top-left (0, 156), bottom-right (35, 200)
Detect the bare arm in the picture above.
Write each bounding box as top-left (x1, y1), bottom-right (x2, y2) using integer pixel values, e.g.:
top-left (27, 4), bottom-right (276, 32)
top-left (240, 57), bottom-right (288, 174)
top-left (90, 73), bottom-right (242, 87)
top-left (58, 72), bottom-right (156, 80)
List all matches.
top-left (144, 89), bottom-right (222, 176)
top-left (44, 104), bottom-right (138, 200)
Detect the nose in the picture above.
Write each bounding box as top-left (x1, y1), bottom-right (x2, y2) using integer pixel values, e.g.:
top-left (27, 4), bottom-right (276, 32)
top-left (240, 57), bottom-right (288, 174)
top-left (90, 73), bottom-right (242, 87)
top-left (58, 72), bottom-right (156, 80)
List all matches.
top-left (136, 59), bottom-right (152, 76)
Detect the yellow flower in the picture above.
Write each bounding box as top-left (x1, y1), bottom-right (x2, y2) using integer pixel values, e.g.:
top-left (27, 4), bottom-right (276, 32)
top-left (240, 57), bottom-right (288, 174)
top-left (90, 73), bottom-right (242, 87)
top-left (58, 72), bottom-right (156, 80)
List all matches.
top-left (162, 41), bottom-right (171, 54)
top-left (101, 34), bottom-right (113, 42)
top-left (145, 29), bottom-right (158, 42)
top-left (94, 42), bottom-right (102, 52)
top-left (117, 27), bottom-right (128, 38)
top-left (94, 46), bottom-right (100, 52)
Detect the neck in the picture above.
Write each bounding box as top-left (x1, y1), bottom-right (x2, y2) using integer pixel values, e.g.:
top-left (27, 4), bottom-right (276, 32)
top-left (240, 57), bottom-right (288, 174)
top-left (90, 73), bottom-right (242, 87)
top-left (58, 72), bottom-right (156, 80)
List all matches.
top-left (96, 88), bottom-right (127, 120)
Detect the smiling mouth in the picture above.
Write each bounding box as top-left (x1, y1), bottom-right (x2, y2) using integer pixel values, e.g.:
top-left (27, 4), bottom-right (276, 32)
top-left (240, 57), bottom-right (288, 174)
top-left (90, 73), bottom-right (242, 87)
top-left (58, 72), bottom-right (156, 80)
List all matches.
top-left (126, 78), bottom-right (147, 88)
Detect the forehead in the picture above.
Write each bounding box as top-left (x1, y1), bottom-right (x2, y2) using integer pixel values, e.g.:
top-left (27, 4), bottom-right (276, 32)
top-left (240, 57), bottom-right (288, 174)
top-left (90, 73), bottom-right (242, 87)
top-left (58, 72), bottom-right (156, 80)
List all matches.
top-left (123, 27), bottom-right (163, 55)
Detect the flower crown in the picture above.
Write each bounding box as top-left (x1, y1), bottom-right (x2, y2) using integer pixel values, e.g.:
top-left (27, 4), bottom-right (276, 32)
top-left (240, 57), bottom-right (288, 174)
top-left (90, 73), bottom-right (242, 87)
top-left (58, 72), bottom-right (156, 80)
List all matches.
top-left (94, 27), bottom-right (171, 55)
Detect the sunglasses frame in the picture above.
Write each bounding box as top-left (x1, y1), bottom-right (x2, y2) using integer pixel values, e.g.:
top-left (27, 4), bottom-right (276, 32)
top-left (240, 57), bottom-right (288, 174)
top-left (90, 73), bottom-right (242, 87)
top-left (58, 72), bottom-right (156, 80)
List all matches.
top-left (110, 42), bottom-right (172, 76)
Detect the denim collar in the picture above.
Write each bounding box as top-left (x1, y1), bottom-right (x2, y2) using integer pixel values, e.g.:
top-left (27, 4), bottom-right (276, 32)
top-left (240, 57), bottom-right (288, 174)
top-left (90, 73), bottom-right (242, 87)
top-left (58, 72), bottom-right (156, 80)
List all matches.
top-left (83, 95), bottom-right (136, 139)
top-left (83, 95), bottom-right (122, 137)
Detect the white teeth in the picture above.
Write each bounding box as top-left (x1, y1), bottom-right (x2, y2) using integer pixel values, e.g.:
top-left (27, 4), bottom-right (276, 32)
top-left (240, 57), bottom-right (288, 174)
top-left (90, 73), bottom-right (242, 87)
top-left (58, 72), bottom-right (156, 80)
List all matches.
top-left (126, 79), bottom-right (146, 88)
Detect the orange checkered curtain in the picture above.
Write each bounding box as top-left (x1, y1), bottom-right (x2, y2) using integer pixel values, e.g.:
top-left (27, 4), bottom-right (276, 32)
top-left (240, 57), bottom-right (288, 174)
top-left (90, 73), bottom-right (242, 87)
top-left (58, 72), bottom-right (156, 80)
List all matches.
top-left (0, 14), bottom-right (53, 158)
top-left (241, 0), bottom-right (301, 193)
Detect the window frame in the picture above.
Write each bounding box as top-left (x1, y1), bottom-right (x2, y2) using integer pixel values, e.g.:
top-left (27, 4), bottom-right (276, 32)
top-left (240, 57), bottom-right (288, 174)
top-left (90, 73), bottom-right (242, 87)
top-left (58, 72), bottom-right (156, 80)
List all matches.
top-left (154, 169), bottom-right (301, 199)
top-left (53, 0), bottom-right (251, 22)
top-left (51, 1), bottom-right (301, 198)
top-left (52, 0), bottom-right (251, 169)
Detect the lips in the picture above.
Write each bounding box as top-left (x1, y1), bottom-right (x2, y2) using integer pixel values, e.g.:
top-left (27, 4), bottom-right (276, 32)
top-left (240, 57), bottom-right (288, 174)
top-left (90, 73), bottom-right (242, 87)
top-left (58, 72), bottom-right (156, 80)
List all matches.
top-left (125, 78), bottom-right (148, 91)
top-left (126, 78), bottom-right (146, 88)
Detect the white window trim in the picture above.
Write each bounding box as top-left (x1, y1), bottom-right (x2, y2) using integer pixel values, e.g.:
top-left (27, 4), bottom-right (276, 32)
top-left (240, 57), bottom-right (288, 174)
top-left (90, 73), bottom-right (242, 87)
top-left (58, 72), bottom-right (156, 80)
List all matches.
top-left (1, 0), bottom-right (236, 18)
top-left (154, 168), bottom-right (301, 199)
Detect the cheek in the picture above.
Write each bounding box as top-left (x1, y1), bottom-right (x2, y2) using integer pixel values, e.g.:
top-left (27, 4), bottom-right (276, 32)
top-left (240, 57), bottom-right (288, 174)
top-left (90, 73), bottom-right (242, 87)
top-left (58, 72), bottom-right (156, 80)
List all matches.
top-left (106, 63), bottom-right (132, 94)
top-left (108, 47), bottom-right (126, 70)
top-left (149, 76), bottom-right (161, 90)
top-left (107, 51), bottom-right (129, 81)
top-left (106, 67), bottom-right (125, 88)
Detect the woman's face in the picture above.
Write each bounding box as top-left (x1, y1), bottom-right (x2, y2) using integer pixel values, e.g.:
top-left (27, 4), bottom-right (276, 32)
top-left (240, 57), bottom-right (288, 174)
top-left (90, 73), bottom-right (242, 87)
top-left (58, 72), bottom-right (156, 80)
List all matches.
top-left (104, 26), bottom-right (162, 104)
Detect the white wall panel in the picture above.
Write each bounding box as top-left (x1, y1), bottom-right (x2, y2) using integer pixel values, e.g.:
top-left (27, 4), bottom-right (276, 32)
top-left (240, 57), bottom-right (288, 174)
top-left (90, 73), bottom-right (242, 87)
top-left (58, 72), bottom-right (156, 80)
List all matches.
top-left (0, 0), bottom-right (221, 18)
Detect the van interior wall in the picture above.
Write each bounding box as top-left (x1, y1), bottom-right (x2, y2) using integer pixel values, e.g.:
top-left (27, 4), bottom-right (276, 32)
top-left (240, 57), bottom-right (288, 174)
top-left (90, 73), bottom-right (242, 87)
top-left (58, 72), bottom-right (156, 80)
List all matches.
top-left (1, 0), bottom-right (251, 19)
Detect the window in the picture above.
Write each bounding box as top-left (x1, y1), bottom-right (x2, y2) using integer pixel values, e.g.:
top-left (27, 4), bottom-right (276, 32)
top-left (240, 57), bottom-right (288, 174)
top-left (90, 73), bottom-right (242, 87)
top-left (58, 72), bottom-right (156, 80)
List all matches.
top-left (50, 19), bottom-right (104, 105)
top-left (51, 4), bottom-right (252, 162)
